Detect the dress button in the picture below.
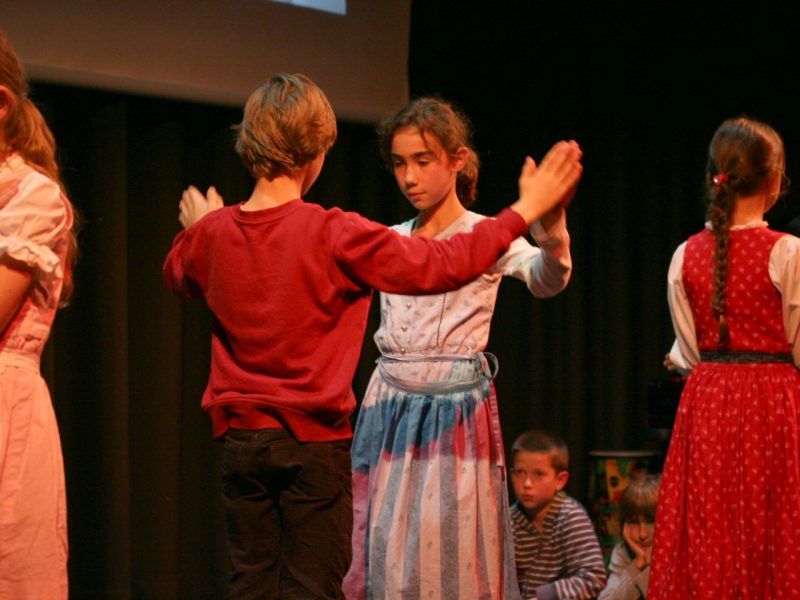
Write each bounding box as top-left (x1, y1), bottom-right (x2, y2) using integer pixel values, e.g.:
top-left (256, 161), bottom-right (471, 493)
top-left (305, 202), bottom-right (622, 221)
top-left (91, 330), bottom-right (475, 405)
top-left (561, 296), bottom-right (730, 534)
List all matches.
top-left (400, 347), bottom-right (406, 354)
top-left (401, 325), bottom-right (408, 331)
top-left (406, 302), bottom-right (412, 309)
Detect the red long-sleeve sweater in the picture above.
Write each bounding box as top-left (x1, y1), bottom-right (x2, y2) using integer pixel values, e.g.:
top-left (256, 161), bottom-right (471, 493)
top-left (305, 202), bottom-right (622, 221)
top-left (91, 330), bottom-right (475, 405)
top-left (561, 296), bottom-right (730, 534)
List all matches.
top-left (163, 199), bottom-right (526, 441)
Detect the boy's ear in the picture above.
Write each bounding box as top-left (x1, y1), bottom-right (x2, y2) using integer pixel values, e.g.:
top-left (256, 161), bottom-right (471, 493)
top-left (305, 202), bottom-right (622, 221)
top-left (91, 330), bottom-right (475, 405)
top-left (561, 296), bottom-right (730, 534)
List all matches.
top-left (555, 469), bottom-right (569, 492)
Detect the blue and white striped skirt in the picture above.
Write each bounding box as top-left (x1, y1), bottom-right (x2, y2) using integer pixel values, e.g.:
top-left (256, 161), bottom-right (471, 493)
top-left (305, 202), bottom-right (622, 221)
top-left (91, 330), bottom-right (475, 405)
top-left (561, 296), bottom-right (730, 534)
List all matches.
top-left (343, 353), bottom-right (521, 599)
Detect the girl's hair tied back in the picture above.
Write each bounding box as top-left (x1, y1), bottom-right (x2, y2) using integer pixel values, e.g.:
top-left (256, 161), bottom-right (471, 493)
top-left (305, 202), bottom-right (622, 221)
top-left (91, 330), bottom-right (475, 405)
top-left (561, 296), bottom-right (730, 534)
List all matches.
top-left (711, 173), bottom-right (729, 186)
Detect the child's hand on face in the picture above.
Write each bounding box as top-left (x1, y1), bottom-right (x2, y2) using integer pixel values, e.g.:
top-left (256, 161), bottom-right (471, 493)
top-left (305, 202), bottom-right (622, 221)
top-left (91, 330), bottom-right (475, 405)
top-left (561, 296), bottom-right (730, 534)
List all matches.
top-left (178, 185), bottom-right (225, 229)
top-left (513, 141), bottom-right (582, 224)
top-left (623, 522), bottom-right (653, 570)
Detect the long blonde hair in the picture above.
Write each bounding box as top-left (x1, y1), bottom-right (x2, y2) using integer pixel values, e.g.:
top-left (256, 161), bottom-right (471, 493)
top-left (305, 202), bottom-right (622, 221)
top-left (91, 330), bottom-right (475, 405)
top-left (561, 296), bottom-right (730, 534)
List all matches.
top-left (0, 31), bottom-right (77, 301)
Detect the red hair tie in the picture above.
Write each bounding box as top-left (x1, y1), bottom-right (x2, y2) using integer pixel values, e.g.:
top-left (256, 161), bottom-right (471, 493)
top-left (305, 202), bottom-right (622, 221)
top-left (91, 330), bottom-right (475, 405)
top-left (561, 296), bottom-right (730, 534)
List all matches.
top-left (712, 173), bottom-right (729, 186)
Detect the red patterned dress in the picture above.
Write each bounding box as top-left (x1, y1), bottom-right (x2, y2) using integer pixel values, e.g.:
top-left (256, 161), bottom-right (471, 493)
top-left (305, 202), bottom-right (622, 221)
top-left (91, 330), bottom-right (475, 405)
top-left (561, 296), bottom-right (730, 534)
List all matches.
top-left (650, 224), bottom-right (800, 599)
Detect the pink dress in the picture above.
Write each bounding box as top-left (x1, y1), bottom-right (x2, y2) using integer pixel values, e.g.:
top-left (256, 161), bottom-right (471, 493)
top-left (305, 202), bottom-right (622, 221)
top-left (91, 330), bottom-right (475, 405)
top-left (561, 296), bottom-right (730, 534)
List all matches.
top-left (651, 225), bottom-right (800, 599)
top-left (0, 154), bottom-right (72, 599)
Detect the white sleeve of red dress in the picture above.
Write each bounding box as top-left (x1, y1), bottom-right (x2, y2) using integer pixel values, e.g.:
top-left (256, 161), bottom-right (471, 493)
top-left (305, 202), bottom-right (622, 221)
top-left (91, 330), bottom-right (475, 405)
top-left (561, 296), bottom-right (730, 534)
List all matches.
top-left (495, 207), bottom-right (572, 297)
top-left (667, 241), bottom-right (699, 372)
top-left (768, 234), bottom-right (800, 367)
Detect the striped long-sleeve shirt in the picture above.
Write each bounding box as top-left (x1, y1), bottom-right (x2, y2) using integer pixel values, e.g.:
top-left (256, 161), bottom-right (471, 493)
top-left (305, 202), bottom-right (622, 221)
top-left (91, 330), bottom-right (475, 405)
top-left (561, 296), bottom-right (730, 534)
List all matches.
top-left (511, 492), bottom-right (607, 600)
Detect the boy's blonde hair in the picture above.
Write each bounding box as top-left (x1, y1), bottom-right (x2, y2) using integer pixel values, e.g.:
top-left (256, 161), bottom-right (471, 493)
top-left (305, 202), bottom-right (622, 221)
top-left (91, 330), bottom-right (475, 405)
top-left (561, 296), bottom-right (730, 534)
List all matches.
top-left (512, 429), bottom-right (569, 473)
top-left (235, 73), bottom-right (337, 179)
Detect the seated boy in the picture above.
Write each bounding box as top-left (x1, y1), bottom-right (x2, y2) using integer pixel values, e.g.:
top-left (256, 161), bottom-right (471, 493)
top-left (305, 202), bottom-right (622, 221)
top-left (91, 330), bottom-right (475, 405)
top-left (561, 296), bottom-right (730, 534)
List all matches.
top-left (163, 73), bottom-right (582, 599)
top-left (510, 429), bottom-right (606, 600)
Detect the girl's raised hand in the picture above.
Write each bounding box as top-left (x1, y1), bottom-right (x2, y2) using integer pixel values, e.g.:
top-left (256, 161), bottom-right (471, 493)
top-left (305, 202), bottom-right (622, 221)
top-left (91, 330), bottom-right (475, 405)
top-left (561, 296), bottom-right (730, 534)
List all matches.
top-left (511, 141), bottom-right (582, 225)
top-left (178, 185), bottom-right (225, 229)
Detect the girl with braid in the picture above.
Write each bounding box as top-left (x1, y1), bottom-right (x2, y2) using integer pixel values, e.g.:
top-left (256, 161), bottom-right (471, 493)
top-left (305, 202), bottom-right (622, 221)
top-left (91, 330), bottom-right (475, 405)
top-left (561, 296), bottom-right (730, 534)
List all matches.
top-left (650, 117), bottom-right (800, 599)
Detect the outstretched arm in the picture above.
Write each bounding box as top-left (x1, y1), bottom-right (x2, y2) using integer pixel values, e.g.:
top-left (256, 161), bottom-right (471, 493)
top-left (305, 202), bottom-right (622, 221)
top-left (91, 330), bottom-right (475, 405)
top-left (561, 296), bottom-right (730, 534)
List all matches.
top-left (488, 140), bottom-right (582, 295)
top-left (497, 207), bottom-right (571, 298)
top-left (335, 141), bottom-right (583, 295)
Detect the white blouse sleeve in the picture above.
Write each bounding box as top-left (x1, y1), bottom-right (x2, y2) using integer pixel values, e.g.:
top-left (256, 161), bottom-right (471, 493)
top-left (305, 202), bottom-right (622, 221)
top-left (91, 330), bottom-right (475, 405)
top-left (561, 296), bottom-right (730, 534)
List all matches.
top-left (0, 167), bottom-right (69, 280)
top-left (768, 234), bottom-right (800, 367)
top-left (494, 207), bottom-right (572, 297)
top-left (667, 242), bottom-right (699, 373)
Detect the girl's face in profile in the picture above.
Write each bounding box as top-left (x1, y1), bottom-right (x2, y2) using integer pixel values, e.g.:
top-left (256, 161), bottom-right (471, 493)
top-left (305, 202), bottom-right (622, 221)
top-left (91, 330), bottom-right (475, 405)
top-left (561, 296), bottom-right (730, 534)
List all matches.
top-left (389, 125), bottom-right (461, 213)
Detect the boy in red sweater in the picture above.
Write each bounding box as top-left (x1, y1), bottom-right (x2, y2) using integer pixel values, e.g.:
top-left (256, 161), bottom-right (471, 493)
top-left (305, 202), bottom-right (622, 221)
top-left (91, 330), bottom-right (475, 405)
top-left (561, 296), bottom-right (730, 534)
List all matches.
top-left (163, 73), bottom-right (581, 599)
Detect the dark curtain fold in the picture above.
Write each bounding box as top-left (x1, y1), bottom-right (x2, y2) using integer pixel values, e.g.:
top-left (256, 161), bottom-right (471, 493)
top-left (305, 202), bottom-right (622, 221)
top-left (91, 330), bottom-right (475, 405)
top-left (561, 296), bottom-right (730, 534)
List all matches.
top-left (27, 4), bottom-right (800, 598)
top-left (406, 2), bottom-right (800, 503)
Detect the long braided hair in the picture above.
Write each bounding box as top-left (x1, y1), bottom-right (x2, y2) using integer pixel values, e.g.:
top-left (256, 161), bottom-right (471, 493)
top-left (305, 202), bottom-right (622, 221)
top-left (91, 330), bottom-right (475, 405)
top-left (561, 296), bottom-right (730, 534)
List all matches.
top-left (705, 117), bottom-right (786, 346)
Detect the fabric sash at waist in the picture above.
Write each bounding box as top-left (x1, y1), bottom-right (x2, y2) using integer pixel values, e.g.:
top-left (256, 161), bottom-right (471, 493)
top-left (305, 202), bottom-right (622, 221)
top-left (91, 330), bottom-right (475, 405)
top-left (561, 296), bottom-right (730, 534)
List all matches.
top-left (0, 349), bottom-right (41, 371)
top-left (700, 351), bottom-right (794, 364)
top-left (377, 352), bottom-right (498, 394)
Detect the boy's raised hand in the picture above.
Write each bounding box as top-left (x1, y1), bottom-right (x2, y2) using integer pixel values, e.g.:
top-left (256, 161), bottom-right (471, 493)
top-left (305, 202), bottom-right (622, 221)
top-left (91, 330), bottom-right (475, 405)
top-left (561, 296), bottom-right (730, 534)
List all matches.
top-left (178, 185), bottom-right (225, 229)
top-left (511, 141), bottom-right (582, 225)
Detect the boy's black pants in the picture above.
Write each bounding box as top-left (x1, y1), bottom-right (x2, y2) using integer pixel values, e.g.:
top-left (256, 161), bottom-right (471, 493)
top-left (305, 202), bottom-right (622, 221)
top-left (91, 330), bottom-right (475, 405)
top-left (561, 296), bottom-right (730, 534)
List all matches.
top-left (220, 428), bottom-right (352, 599)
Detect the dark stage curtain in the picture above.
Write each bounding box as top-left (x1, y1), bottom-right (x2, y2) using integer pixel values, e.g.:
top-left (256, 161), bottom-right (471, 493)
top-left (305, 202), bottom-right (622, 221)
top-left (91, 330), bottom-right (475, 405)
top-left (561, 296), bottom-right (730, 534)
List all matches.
top-left (406, 2), bottom-right (800, 501)
top-left (29, 4), bottom-right (800, 598)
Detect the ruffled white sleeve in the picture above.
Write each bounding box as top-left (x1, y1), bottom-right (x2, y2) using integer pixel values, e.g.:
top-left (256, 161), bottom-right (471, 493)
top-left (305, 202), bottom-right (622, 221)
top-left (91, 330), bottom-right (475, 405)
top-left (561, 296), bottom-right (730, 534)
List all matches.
top-left (667, 242), bottom-right (699, 373)
top-left (768, 234), bottom-right (800, 367)
top-left (495, 207), bottom-right (572, 297)
top-left (0, 164), bottom-right (70, 280)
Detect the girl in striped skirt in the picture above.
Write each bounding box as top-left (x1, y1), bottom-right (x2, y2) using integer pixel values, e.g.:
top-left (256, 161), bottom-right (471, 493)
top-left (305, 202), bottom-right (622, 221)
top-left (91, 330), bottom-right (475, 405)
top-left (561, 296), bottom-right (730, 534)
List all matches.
top-left (343, 98), bottom-right (576, 599)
